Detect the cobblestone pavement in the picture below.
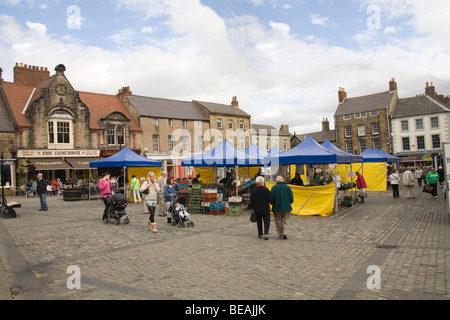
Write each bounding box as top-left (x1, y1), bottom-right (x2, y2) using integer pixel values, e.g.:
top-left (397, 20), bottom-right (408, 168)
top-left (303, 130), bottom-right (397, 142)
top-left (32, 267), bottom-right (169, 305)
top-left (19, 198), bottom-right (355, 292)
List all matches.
top-left (0, 184), bottom-right (449, 301)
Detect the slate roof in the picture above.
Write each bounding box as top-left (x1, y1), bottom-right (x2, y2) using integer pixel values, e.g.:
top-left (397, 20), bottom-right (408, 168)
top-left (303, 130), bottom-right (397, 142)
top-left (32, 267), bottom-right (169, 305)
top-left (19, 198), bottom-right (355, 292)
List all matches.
top-left (194, 100), bottom-right (251, 118)
top-left (127, 95), bottom-right (208, 121)
top-left (334, 91), bottom-right (395, 117)
top-left (392, 95), bottom-right (450, 118)
top-left (294, 130), bottom-right (336, 144)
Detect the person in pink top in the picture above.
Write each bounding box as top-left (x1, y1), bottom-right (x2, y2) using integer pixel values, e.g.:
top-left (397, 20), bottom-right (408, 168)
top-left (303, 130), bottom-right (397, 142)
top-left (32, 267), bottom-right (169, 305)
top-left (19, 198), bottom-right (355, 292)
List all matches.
top-left (356, 171), bottom-right (368, 203)
top-left (99, 172), bottom-right (112, 221)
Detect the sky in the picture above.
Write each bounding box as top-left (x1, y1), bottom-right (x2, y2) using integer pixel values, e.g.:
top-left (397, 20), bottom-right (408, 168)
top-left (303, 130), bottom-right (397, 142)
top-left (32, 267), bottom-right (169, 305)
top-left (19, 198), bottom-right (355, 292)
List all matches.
top-left (0, 0), bottom-right (449, 135)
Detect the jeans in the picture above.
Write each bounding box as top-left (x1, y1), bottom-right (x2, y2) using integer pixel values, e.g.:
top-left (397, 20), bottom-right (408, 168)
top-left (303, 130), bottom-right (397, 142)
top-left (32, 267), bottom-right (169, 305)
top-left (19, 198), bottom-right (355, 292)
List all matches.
top-left (392, 184), bottom-right (400, 198)
top-left (38, 193), bottom-right (48, 210)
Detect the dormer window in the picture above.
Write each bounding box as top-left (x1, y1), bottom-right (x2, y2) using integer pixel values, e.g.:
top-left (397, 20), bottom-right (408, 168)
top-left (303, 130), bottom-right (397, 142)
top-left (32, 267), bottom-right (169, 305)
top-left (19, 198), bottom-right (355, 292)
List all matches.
top-left (48, 111), bottom-right (74, 148)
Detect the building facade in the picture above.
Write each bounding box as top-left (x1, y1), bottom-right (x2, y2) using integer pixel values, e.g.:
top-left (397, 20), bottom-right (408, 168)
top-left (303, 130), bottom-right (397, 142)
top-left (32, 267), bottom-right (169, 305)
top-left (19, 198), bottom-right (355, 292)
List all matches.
top-left (0, 62), bottom-right (143, 192)
top-left (391, 83), bottom-right (450, 168)
top-left (334, 79), bottom-right (398, 154)
top-left (251, 124), bottom-right (292, 151)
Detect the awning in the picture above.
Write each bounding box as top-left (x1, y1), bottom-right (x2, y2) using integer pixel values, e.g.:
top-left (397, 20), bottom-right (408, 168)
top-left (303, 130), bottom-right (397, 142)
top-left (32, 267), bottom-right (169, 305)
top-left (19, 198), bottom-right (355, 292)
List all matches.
top-left (31, 158), bottom-right (72, 170)
top-left (66, 158), bottom-right (98, 170)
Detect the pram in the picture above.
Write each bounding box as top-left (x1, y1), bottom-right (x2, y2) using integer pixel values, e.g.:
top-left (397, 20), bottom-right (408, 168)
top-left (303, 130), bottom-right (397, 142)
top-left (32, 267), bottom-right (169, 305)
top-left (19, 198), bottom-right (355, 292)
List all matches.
top-left (104, 193), bottom-right (130, 225)
top-left (169, 196), bottom-right (194, 228)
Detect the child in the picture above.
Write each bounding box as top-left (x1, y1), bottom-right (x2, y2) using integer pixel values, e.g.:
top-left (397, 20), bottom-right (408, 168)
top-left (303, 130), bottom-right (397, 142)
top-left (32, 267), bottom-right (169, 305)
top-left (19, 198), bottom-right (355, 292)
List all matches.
top-left (175, 202), bottom-right (190, 219)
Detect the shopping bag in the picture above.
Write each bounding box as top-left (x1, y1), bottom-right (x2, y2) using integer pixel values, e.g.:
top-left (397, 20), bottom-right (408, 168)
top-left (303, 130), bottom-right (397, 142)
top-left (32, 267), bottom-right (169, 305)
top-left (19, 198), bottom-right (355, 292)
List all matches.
top-left (422, 185), bottom-right (433, 194)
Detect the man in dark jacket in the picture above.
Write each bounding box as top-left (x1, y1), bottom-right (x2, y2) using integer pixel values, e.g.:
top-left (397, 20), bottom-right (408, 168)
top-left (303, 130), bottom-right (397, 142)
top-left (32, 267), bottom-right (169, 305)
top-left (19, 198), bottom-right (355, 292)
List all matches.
top-left (250, 176), bottom-right (273, 240)
top-left (36, 173), bottom-right (48, 211)
top-left (271, 176), bottom-right (293, 240)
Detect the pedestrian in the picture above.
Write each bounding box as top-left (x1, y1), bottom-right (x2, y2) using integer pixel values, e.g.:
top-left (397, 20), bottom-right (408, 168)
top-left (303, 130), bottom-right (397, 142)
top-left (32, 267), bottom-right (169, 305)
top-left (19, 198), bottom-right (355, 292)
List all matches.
top-left (140, 172), bottom-right (160, 232)
top-left (130, 174), bottom-right (142, 203)
top-left (250, 176), bottom-right (274, 240)
top-left (164, 177), bottom-right (180, 223)
top-left (36, 173), bottom-right (48, 211)
top-left (415, 166), bottom-right (423, 187)
top-left (156, 171), bottom-right (167, 217)
top-left (26, 178), bottom-right (35, 197)
top-left (422, 167), bottom-right (429, 186)
top-left (403, 167), bottom-right (416, 199)
top-left (271, 176), bottom-right (293, 240)
top-left (389, 170), bottom-right (401, 199)
top-left (426, 168), bottom-right (440, 199)
top-left (356, 171), bottom-right (368, 202)
top-left (98, 172), bottom-right (112, 221)
top-left (437, 166), bottom-right (445, 185)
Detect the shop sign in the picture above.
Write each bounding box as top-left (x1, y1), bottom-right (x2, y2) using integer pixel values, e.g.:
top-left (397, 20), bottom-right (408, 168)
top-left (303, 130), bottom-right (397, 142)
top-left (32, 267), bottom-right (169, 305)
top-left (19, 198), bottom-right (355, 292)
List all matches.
top-left (18, 150), bottom-right (100, 158)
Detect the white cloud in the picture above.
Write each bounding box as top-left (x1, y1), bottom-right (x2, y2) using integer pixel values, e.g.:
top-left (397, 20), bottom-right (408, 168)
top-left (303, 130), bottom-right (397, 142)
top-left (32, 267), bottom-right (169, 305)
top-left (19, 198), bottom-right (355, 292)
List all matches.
top-left (0, 0), bottom-right (449, 135)
top-left (269, 21), bottom-right (290, 36)
top-left (310, 13), bottom-right (329, 26)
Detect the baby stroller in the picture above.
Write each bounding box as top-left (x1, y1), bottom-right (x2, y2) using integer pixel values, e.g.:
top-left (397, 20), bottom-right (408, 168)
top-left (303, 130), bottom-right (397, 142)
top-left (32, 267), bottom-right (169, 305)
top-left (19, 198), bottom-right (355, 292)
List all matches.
top-left (104, 193), bottom-right (130, 225)
top-left (170, 196), bottom-right (194, 228)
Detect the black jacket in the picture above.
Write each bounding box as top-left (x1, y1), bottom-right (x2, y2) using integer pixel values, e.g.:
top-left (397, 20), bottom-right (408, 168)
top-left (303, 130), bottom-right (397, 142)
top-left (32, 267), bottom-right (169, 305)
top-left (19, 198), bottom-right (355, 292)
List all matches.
top-left (250, 185), bottom-right (273, 215)
top-left (36, 178), bottom-right (47, 195)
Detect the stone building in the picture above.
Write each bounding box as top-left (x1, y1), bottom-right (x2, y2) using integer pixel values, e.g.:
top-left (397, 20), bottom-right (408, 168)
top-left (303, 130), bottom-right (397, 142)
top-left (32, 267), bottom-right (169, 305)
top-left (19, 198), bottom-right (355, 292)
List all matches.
top-left (251, 124), bottom-right (292, 151)
top-left (291, 118), bottom-right (336, 148)
top-left (334, 79), bottom-right (398, 154)
top-left (0, 62), bottom-right (142, 190)
top-left (391, 82), bottom-right (450, 168)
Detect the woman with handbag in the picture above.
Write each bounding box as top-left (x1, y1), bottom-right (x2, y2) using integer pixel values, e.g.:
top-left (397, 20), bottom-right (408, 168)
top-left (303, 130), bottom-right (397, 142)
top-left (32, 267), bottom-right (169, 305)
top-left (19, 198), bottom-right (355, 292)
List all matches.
top-left (356, 171), bottom-right (368, 203)
top-left (140, 172), bottom-right (160, 232)
top-left (250, 176), bottom-right (273, 240)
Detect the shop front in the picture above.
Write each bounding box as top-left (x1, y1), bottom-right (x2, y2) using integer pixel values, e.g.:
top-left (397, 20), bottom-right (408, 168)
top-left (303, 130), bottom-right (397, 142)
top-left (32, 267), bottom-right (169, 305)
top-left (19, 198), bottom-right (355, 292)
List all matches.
top-left (16, 149), bottom-right (101, 187)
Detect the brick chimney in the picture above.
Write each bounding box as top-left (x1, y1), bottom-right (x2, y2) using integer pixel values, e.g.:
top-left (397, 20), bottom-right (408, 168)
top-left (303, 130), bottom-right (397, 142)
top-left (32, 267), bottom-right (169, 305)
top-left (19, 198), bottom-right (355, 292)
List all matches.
top-left (425, 82), bottom-right (436, 98)
top-left (14, 62), bottom-right (50, 87)
top-left (389, 78), bottom-right (397, 91)
top-left (322, 118), bottom-right (330, 132)
top-left (0, 68), bottom-right (3, 84)
top-left (338, 87), bottom-right (347, 103)
top-left (280, 125), bottom-right (289, 134)
top-left (118, 86), bottom-right (133, 98)
top-left (231, 96), bottom-right (239, 108)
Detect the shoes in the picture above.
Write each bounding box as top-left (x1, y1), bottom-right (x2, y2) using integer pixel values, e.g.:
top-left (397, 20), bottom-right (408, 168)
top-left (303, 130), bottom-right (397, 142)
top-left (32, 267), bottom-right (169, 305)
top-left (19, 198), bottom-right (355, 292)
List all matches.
top-left (263, 235), bottom-right (269, 240)
top-left (283, 235), bottom-right (288, 240)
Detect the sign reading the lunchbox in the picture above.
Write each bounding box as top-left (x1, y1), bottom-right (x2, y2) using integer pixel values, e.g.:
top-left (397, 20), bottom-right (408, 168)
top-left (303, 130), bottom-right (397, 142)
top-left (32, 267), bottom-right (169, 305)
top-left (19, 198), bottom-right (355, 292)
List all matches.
top-left (18, 150), bottom-right (100, 158)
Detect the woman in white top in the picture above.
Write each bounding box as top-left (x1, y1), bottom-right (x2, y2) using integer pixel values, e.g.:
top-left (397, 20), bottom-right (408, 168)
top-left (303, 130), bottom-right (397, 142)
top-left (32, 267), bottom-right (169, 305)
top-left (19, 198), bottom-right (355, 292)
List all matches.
top-left (140, 172), bottom-right (160, 233)
top-left (389, 170), bottom-right (401, 199)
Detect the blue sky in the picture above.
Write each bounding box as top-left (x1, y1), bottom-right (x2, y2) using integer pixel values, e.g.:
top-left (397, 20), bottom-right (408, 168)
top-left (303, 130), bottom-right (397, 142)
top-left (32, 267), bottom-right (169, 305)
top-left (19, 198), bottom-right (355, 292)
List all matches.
top-left (0, 0), bottom-right (449, 134)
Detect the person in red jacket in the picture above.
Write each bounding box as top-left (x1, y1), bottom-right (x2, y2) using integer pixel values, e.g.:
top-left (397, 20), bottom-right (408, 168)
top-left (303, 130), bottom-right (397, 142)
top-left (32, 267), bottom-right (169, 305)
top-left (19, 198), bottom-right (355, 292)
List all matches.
top-left (356, 171), bottom-right (368, 203)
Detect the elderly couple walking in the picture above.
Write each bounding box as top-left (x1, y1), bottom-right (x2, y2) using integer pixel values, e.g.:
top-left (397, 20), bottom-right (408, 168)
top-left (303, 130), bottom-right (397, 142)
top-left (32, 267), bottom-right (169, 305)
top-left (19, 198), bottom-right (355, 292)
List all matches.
top-left (250, 176), bottom-right (293, 240)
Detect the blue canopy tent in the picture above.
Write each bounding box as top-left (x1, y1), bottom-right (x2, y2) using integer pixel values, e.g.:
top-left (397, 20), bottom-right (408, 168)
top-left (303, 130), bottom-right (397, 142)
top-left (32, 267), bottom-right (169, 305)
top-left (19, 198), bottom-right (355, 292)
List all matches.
top-left (360, 147), bottom-right (388, 163)
top-left (377, 149), bottom-right (401, 163)
top-left (321, 140), bottom-right (364, 164)
top-left (181, 141), bottom-right (247, 168)
top-left (89, 147), bottom-right (162, 200)
top-left (244, 144), bottom-right (269, 167)
top-left (89, 147), bottom-right (162, 168)
top-left (265, 136), bottom-right (350, 165)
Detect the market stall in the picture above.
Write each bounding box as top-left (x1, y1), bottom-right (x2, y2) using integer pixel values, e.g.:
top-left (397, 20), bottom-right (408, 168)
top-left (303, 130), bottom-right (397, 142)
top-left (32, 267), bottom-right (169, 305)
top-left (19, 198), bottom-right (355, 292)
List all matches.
top-left (359, 148), bottom-right (388, 192)
top-left (265, 137), bottom-right (353, 217)
top-left (89, 147), bottom-right (162, 201)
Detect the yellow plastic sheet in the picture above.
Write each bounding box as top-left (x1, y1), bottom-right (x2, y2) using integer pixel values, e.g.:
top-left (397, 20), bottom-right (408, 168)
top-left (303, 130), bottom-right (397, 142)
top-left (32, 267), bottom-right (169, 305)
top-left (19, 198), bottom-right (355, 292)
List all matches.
top-left (128, 167), bottom-right (162, 183)
top-left (267, 182), bottom-right (336, 217)
top-left (361, 162), bottom-right (387, 192)
top-left (238, 167), bottom-right (260, 180)
top-left (194, 167), bottom-right (215, 184)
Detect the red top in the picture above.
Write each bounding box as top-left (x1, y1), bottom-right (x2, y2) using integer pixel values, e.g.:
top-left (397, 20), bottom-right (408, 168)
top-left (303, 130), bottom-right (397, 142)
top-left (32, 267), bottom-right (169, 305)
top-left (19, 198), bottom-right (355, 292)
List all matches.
top-left (357, 175), bottom-right (367, 189)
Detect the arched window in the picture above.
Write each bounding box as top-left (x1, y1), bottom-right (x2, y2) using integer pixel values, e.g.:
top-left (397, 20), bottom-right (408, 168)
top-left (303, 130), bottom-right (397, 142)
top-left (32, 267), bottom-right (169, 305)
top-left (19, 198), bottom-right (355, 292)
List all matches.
top-left (48, 111), bottom-right (74, 148)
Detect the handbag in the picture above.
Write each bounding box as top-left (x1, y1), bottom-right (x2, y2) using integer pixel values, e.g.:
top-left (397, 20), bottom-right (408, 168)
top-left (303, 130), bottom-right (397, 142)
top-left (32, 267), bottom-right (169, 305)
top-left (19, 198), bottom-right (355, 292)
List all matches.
top-left (250, 212), bottom-right (257, 223)
top-left (423, 185), bottom-right (433, 194)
